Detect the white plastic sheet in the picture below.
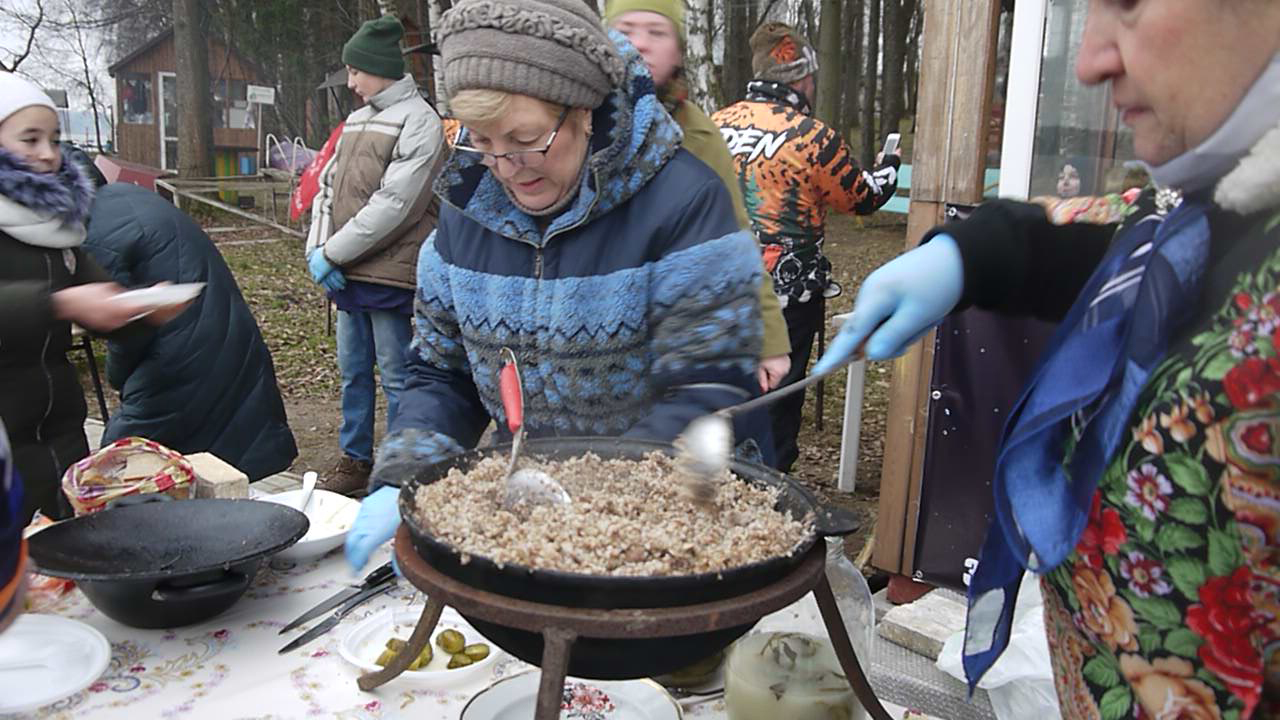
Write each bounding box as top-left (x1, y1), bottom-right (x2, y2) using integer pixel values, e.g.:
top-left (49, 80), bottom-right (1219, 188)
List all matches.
top-left (934, 572), bottom-right (1060, 720)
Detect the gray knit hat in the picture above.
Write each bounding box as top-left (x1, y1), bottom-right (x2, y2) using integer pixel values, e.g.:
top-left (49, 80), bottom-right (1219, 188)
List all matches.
top-left (750, 22), bottom-right (819, 84)
top-left (438, 0), bottom-right (625, 109)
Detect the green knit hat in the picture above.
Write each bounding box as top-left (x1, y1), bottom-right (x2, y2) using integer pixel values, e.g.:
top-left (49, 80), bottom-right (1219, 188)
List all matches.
top-left (604, 0), bottom-right (684, 37)
top-left (343, 15), bottom-right (406, 80)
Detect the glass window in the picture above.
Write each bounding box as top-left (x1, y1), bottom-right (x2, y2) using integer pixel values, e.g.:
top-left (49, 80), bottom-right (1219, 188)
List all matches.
top-left (164, 141), bottom-right (179, 171)
top-left (121, 73), bottom-right (153, 125)
top-left (1030, 0), bottom-right (1141, 198)
top-left (227, 80), bottom-right (254, 130)
top-left (211, 78), bottom-right (228, 129)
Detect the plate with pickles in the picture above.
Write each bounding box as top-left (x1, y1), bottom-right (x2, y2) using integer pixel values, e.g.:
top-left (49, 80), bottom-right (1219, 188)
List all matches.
top-left (339, 605), bottom-right (502, 688)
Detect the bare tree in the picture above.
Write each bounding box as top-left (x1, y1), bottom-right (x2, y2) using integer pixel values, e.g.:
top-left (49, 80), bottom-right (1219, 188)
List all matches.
top-left (173, 0), bottom-right (213, 176)
top-left (720, 0), bottom-right (751, 107)
top-left (841, 0), bottom-right (864, 139)
top-left (427, 0), bottom-right (453, 107)
top-left (814, 0), bottom-right (841, 127)
top-left (0, 0), bottom-right (45, 73)
top-left (880, 0), bottom-right (912, 144)
top-left (40, 0), bottom-right (112, 150)
top-left (683, 0), bottom-right (716, 112)
top-left (905, 0), bottom-right (923, 122)
top-left (859, 0), bottom-right (881, 166)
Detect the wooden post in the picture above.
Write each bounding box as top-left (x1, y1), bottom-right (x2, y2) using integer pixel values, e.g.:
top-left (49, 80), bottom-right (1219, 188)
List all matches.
top-left (871, 0), bottom-right (1003, 577)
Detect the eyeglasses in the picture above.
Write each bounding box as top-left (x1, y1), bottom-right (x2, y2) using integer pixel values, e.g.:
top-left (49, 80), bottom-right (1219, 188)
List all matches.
top-left (453, 107), bottom-right (570, 169)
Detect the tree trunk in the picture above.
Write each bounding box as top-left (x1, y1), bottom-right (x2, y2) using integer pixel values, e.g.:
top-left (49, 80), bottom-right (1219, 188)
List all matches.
top-left (859, 0), bottom-right (881, 166)
top-left (683, 0), bottom-right (716, 113)
top-left (814, 0), bottom-right (841, 127)
top-left (905, 0), bottom-right (922, 120)
top-left (428, 0), bottom-right (451, 108)
top-left (880, 0), bottom-right (909, 143)
top-left (173, 0), bottom-right (213, 177)
top-left (842, 0), bottom-right (864, 139)
top-left (416, 0), bottom-right (438, 104)
top-left (720, 0), bottom-right (750, 107)
top-left (800, 0), bottom-right (816, 48)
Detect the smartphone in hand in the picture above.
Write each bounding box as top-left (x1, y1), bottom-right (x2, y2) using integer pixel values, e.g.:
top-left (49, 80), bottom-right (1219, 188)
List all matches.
top-left (881, 132), bottom-right (901, 158)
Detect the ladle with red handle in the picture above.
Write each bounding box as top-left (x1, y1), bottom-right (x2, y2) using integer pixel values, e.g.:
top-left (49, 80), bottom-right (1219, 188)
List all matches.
top-left (499, 347), bottom-right (571, 510)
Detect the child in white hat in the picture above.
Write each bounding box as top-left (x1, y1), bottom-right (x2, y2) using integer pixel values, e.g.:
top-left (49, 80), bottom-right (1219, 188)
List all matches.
top-left (0, 72), bottom-right (175, 521)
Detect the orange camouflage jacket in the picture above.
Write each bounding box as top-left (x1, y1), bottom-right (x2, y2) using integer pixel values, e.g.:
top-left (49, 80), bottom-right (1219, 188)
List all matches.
top-left (713, 81), bottom-right (898, 305)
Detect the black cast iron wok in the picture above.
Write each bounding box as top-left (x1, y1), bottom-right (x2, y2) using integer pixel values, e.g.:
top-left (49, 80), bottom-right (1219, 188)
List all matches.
top-left (398, 437), bottom-right (858, 679)
top-left (28, 494), bottom-right (309, 628)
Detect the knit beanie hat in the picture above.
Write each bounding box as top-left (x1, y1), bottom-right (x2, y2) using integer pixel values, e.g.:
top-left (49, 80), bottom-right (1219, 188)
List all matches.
top-left (604, 0), bottom-right (684, 45)
top-left (343, 15), bottom-right (406, 80)
top-left (0, 73), bottom-right (57, 128)
top-left (438, 0), bottom-right (625, 110)
top-left (750, 22), bottom-right (819, 84)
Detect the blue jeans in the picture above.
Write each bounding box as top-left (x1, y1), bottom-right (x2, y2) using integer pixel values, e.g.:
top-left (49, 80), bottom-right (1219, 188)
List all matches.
top-left (336, 309), bottom-right (413, 463)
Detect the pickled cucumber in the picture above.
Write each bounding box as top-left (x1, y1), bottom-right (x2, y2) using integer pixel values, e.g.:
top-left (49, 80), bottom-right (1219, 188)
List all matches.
top-left (375, 636), bottom-right (431, 670)
top-left (447, 653), bottom-right (474, 669)
top-left (436, 628), bottom-right (465, 654)
top-left (462, 643), bottom-right (490, 661)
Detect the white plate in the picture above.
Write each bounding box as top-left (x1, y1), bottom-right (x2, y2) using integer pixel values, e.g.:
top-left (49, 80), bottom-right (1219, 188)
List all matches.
top-left (0, 614), bottom-right (112, 713)
top-left (339, 605), bottom-right (502, 689)
top-left (110, 282), bottom-right (206, 309)
top-left (462, 670), bottom-right (683, 720)
top-left (260, 489), bottom-right (360, 562)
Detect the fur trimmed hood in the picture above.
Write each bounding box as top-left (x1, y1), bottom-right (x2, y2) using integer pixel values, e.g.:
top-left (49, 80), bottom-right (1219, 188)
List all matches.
top-left (1216, 119), bottom-right (1280, 216)
top-left (0, 147), bottom-right (95, 248)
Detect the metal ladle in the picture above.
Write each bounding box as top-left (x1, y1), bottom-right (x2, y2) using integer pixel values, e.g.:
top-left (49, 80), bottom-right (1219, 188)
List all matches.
top-left (676, 335), bottom-right (872, 501)
top-left (498, 348), bottom-right (571, 510)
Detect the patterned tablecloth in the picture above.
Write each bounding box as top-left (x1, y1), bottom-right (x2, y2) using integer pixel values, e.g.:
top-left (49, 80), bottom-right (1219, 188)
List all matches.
top-left (9, 542), bottom-right (777, 720)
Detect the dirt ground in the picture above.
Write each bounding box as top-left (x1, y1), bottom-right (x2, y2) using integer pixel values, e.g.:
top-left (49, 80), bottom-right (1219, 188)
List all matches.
top-left (81, 212), bottom-right (909, 564)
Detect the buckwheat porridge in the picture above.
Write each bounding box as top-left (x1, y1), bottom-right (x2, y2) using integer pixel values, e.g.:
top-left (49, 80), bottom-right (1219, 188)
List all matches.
top-left (411, 451), bottom-right (812, 576)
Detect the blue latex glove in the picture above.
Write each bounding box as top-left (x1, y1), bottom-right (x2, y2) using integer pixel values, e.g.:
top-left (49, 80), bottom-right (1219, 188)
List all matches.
top-left (812, 233), bottom-right (964, 374)
top-left (307, 250), bottom-right (347, 292)
top-left (344, 428), bottom-right (465, 572)
top-left (344, 486), bottom-right (399, 573)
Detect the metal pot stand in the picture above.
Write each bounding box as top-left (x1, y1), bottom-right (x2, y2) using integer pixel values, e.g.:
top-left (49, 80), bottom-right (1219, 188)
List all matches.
top-left (360, 528), bottom-right (895, 720)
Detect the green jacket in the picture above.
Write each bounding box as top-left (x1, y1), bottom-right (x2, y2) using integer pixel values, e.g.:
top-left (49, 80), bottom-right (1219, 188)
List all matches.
top-left (673, 98), bottom-right (791, 358)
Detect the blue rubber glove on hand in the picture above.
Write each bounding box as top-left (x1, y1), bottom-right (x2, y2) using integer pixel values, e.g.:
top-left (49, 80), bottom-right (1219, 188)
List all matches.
top-left (344, 428), bottom-right (466, 572)
top-left (812, 233), bottom-right (964, 375)
top-left (307, 250), bottom-right (347, 292)
top-left (344, 486), bottom-right (399, 573)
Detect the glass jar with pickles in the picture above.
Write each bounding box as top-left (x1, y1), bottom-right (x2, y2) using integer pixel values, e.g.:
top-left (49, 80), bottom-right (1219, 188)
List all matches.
top-left (724, 632), bottom-right (863, 720)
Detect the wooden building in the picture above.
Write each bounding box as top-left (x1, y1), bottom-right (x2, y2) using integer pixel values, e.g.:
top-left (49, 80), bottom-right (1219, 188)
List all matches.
top-left (107, 29), bottom-right (265, 175)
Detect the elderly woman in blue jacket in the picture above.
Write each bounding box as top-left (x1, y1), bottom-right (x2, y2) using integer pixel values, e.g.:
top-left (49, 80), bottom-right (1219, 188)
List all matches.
top-left (346, 0), bottom-right (769, 570)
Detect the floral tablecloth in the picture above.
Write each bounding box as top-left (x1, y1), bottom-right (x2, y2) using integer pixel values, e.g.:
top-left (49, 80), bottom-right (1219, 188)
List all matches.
top-left (7, 542), bottom-right (779, 720)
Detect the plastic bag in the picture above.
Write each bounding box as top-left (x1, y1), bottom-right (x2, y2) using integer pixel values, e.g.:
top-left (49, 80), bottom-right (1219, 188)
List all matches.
top-left (935, 571), bottom-right (1060, 720)
top-left (290, 122), bottom-right (342, 221)
top-left (61, 437), bottom-right (194, 516)
top-left (22, 512), bottom-right (75, 611)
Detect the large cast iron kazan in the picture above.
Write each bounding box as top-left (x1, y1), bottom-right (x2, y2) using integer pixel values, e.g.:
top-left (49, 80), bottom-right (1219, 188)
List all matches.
top-left (398, 437), bottom-right (858, 679)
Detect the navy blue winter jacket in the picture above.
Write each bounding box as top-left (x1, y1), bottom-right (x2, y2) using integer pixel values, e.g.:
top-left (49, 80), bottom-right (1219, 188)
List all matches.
top-left (0, 419), bottom-right (22, 611)
top-left (83, 184), bottom-right (298, 481)
top-left (371, 36), bottom-right (771, 488)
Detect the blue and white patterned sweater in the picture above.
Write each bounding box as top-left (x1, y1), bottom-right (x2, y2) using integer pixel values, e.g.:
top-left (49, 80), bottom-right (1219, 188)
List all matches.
top-left (373, 35), bottom-right (769, 486)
